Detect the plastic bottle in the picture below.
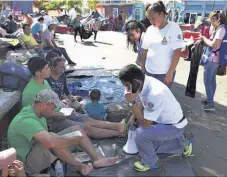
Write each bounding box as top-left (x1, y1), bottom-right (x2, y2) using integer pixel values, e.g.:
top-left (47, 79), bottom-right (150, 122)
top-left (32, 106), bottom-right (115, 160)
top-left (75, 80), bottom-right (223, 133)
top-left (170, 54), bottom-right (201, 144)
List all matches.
top-left (55, 160), bottom-right (64, 177)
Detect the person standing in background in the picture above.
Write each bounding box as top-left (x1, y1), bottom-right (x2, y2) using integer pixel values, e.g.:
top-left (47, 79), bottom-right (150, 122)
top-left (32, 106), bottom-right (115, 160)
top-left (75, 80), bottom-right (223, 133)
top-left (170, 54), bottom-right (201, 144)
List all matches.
top-left (125, 20), bottom-right (146, 66)
top-left (140, 3), bottom-right (152, 30)
top-left (72, 14), bottom-right (83, 42)
top-left (141, 1), bottom-right (184, 88)
top-left (118, 11), bottom-right (123, 31)
top-left (92, 19), bottom-right (99, 42)
top-left (199, 10), bottom-right (226, 111)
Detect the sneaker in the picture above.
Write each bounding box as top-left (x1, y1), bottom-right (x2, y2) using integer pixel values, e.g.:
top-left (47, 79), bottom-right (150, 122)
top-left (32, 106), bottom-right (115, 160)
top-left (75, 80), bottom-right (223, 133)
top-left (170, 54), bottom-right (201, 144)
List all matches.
top-left (183, 132), bottom-right (194, 157)
top-left (201, 103), bottom-right (215, 111)
top-left (201, 99), bottom-right (208, 105)
top-left (134, 160), bottom-right (160, 172)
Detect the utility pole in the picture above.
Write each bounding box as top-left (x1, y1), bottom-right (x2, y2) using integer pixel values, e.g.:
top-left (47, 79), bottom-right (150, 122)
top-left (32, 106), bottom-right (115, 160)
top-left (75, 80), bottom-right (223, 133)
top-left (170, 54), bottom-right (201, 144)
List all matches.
top-left (172, 0), bottom-right (175, 22)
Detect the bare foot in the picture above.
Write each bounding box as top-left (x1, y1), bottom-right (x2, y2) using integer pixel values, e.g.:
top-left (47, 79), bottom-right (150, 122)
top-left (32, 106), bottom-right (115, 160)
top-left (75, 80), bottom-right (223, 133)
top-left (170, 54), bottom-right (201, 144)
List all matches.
top-left (79, 163), bottom-right (93, 176)
top-left (94, 156), bottom-right (119, 168)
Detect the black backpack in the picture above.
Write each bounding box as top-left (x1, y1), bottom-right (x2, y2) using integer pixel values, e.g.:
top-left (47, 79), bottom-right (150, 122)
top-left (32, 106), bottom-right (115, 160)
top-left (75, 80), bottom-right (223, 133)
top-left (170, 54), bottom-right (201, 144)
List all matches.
top-left (0, 63), bottom-right (31, 92)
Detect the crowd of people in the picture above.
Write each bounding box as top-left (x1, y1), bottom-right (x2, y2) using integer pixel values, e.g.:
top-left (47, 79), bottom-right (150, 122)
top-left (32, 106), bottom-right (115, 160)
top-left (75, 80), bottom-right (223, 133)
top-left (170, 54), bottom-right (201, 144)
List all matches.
top-left (1, 1), bottom-right (227, 176)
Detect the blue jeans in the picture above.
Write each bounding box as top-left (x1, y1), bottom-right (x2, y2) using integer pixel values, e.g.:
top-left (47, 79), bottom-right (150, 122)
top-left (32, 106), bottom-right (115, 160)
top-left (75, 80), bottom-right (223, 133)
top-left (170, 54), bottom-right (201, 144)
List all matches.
top-left (204, 61), bottom-right (219, 104)
top-left (145, 71), bottom-right (176, 88)
top-left (135, 124), bottom-right (185, 167)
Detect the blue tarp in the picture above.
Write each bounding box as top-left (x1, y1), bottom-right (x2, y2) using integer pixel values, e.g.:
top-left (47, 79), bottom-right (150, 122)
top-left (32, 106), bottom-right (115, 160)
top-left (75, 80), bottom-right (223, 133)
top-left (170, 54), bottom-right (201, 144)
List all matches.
top-left (9, 1), bottom-right (34, 14)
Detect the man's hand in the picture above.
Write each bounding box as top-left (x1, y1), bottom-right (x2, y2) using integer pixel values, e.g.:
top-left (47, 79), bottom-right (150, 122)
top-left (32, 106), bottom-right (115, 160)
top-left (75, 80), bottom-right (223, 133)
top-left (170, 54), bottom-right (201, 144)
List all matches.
top-left (75, 96), bottom-right (83, 102)
top-left (49, 112), bottom-right (66, 119)
top-left (68, 95), bottom-right (76, 102)
top-left (125, 92), bottom-right (138, 102)
top-left (143, 119), bottom-right (153, 128)
top-left (9, 160), bottom-right (26, 177)
top-left (164, 71), bottom-right (173, 84)
top-left (127, 114), bottom-right (135, 126)
top-left (62, 99), bottom-right (70, 105)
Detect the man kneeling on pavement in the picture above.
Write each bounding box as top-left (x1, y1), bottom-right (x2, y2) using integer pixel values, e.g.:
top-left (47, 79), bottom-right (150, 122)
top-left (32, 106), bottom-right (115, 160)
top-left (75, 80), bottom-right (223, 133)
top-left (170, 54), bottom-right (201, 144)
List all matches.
top-left (7, 89), bottom-right (119, 176)
top-left (119, 64), bottom-right (193, 172)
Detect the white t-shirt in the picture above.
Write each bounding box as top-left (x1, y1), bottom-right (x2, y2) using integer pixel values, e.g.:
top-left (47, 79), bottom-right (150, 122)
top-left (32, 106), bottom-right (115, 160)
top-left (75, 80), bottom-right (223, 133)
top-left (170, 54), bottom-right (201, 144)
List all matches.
top-left (43, 15), bottom-right (53, 26)
top-left (142, 21), bottom-right (184, 74)
top-left (41, 29), bottom-right (53, 47)
top-left (139, 75), bottom-right (187, 129)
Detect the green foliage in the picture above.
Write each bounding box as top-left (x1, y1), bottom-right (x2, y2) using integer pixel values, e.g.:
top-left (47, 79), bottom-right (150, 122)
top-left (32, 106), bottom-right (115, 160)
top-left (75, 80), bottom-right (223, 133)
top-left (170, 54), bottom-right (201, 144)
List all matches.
top-left (87, 0), bottom-right (99, 10)
top-left (43, 0), bottom-right (82, 10)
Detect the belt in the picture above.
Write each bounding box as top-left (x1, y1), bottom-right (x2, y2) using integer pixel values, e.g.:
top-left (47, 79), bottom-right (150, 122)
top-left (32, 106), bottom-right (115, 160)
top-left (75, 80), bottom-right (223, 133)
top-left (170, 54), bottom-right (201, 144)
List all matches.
top-left (153, 116), bottom-right (186, 125)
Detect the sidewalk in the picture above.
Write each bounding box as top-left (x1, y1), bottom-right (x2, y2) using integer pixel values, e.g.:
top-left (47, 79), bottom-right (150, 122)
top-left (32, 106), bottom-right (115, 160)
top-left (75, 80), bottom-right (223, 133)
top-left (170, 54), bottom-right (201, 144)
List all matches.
top-left (172, 60), bottom-right (227, 177)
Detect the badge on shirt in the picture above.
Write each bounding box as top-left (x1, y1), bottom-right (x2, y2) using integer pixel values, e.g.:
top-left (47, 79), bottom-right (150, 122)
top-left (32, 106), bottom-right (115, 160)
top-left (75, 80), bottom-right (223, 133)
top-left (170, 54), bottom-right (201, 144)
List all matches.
top-left (161, 37), bottom-right (168, 45)
top-left (177, 34), bottom-right (182, 40)
top-left (147, 102), bottom-right (154, 111)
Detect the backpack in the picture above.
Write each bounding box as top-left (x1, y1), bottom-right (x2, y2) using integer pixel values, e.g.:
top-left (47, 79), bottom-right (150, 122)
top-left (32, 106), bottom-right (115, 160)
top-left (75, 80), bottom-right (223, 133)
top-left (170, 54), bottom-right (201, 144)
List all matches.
top-left (219, 25), bottom-right (227, 65)
top-left (0, 63), bottom-right (31, 92)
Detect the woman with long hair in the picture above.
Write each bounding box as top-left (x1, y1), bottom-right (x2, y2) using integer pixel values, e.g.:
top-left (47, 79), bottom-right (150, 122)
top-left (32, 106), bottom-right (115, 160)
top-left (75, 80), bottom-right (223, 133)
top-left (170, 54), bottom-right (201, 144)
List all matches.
top-left (126, 20), bottom-right (146, 66)
top-left (141, 1), bottom-right (184, 88)
top-left (199, 10), bottom-right (226, 111)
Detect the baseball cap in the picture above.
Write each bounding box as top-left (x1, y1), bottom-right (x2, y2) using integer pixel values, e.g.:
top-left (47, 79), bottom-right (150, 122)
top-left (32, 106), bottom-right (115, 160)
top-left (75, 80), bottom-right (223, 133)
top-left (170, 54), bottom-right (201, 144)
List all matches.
top-left (35, 89), bottom-right (66, 108)
top-left (47, 20), bottom-right (57, 27)
top-left (0, 148), bottom-right (16, 169)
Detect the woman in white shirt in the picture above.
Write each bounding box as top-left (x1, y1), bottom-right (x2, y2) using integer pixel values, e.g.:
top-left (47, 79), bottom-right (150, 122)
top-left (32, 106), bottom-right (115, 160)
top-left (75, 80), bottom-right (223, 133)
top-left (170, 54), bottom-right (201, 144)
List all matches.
top-left (141, 1), bottom-right (184, 88)
top-left (125, 20), bottom-right (146, 66)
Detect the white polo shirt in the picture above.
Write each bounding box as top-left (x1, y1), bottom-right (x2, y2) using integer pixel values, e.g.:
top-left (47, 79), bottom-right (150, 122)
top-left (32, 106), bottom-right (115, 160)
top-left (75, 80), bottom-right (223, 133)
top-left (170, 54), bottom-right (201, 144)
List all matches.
top-left (139, 75), bottom-right (187, 129)
top-left (142, 21), bottom-right (184, 74)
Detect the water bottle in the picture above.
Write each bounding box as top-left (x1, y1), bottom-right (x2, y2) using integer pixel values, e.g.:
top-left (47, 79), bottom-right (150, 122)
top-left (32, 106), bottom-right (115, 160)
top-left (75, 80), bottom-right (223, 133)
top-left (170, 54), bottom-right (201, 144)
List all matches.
top-left (55, 160), bottom-right (64, 177)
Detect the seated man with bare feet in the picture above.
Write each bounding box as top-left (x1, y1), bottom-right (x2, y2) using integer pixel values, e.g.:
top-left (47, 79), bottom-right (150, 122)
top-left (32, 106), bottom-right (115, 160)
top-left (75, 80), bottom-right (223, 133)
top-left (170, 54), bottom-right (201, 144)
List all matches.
top-left (22, 56), bottom-right (126, 139)
top-left (7, 89), bottom-right (119, 176)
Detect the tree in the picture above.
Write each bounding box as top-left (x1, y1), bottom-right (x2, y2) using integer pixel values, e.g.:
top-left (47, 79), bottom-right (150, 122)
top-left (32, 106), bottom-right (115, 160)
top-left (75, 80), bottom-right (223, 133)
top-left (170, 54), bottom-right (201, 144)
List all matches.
top-left (43, 0), bottom-right (82, 11)
top-left (65, 0), bottom-right (82, 13)
top-left (87, 0), bottom-right (99, 10)
top-left (42, 0), bottom-right (65, 10)
top-left (33, 0), bottom-right (44, 12)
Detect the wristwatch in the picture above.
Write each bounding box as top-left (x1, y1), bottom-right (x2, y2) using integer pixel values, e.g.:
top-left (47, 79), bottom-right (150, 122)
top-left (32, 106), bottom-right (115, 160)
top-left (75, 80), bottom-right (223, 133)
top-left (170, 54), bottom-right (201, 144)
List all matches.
top-left (128, 101), bottom-right (136, 107)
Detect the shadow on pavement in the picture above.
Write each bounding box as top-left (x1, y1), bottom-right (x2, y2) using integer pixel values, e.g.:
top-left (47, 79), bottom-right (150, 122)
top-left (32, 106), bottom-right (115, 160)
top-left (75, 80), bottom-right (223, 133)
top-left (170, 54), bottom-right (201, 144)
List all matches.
top-left (171, 81), bottom-right (227, 177)
top-left (95, 41), bottom-right (113, 45)
top-left (82, 41), bottom-right (98, 47)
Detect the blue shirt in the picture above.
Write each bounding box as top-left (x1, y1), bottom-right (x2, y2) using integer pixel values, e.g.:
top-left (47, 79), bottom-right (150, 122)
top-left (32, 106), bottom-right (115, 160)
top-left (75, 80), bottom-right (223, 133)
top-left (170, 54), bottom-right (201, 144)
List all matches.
top-left (31, 22), bottom-right (42, 35)
top-left (85, 102), bottom-right (106, 120)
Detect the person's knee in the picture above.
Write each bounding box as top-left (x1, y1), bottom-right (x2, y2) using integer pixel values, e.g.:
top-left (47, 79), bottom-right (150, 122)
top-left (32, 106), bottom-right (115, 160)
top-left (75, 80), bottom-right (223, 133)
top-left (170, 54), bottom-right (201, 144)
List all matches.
top-left (83, 122), bottom-right (92, 135)
top-left (71, 125), bottom-right (87, 137)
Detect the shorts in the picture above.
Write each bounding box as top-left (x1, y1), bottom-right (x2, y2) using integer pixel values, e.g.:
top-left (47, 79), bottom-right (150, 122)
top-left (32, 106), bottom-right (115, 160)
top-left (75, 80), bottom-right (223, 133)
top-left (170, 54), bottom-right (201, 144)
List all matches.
top-left (50, 111), bottom-right (92, 133)
top-left (24, 127), bottom-right (75, 174)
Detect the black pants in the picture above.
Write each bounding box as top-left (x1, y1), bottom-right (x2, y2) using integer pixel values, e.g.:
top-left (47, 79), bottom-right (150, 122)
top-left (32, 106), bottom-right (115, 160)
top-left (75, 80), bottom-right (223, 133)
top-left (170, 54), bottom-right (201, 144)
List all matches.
top-left (93, 30), bottom-right (98, 40)
top-left (185, 42), bottom-right (204, 98)
top-left (44, 46), bottom-right (75, 65)
top-left (187, 43), bottom-right (195, 59)
top-left (74, 27), bottom-right (82, 41)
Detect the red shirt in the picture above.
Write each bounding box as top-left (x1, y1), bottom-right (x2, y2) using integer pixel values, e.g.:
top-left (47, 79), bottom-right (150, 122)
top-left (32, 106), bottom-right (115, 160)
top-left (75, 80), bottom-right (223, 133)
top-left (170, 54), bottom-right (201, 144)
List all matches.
top-left (200, 25), bottom-right (210, 39)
